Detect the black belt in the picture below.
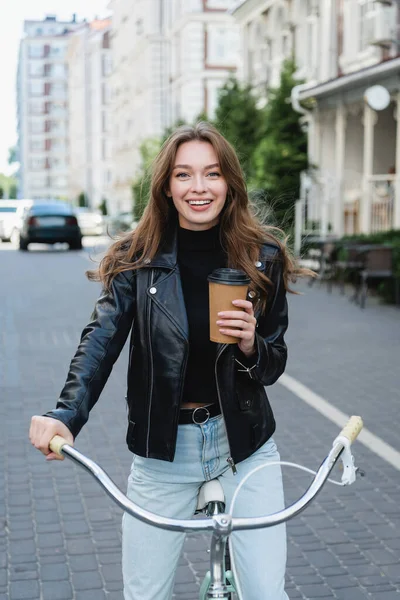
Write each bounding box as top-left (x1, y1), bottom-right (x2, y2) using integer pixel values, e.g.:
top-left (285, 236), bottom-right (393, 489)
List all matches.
top-left (179, 403), bottom-right (221, 425)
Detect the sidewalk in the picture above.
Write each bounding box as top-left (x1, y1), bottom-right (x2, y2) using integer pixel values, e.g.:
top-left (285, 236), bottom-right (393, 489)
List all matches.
top-left (0, 247), bottom-right (399, 600)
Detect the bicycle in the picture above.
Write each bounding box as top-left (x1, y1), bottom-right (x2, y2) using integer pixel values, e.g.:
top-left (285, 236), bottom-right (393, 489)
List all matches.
top-left (49, 415), bottom-right (364, 599)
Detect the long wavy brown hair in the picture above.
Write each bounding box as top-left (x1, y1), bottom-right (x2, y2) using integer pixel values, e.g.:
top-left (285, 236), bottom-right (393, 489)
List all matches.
top-left (87, 121), bottom-right (306, 310)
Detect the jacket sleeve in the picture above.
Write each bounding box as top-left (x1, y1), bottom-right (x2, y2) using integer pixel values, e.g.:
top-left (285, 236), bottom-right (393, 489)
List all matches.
top-left (234, 248), bottom-right (288, 386)
top-left (43, 271), bottom-right (136, 437)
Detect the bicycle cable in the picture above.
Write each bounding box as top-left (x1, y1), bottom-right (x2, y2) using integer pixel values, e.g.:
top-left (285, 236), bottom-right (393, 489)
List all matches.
top-left (226, 460), bottom-right (344, 600)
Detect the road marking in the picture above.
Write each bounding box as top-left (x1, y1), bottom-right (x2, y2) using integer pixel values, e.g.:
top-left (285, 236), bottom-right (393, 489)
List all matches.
top-left (279, 373), bottom-right (400, 472)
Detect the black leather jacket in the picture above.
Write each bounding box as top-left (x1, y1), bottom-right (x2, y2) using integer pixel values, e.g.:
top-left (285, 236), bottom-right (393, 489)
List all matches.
top-left (45, 222), bottom-right (288, 468)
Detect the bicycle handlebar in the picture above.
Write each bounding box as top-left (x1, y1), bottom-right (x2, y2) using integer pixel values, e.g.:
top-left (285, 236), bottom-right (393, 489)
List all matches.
top-left (49, 415), bottom-right (363, 535)
top-left (337, 415), bottom-right (363, 443)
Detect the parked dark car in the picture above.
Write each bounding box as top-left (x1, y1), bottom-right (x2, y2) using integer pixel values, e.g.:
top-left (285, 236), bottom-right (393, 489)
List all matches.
top-left (17, 202), bottom-right (83, 251)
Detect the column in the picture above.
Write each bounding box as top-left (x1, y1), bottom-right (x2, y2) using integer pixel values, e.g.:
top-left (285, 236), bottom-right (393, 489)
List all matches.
top-left (334, 102), bottom-right (346, 237)
top-left (360, 103), bottom-right (376, 233)
top-left (394, 92), bottom-right (400, 229)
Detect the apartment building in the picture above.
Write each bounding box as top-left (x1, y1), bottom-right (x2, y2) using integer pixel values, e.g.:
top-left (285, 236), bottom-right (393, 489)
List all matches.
top-left (67, 19), bottom-right (113, 209)
top-left (165, 1), bottom-right (239, 125)
top-left (16, 15), bottom-right (82, 200)
top-left (232, 0), bottom-right (400, 239)
top-left (107, 0), bottom-right (165, 213)
top-left (108, 0), bottom-right (239, 214)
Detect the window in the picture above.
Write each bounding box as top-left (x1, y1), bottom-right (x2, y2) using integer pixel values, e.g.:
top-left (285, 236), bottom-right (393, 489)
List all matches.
top-left (30, 121), bottom-right (44, 134)
top-left (50, 101), bottom-right (66, 115)
top-left (30, 140), bottom-right (44, 151)
top-left (30, 157), bottom-right (45, 170)
top-left (102, 54), bottom-right (112, 77)
top-left (29, 62), bottom-right (44, 77)
top-left (52, 176), bottom-right (67, 188)
top-left (102, 112), bottom-right (109, 133)
top-left (207, 25), bottom-right (239, 65)
top-left (102, 83), bottom-right (111, 105)
top-left (29, 45), bottom-right (43, 58)
top-left (29, 100), bottom-right (44, 115)
top-left (52, 64), bottom-right (65, 78)
top-left (49, 44), bottom-right (65, 58)
top-left (359, 0), bottom-right (376, 51)
top-left (248, 18), bottom-right (269, 81)
top-left (52, 82), bottom-right (66, 96)
top-left (31, 176), bottom-right (46, 188)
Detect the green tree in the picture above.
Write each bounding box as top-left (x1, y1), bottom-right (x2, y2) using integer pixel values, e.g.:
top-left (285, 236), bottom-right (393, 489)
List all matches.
top-left (0, 174), bottom-right (18, 198)
top-left (252, 59), bottom-right (308, 227)
top-left (214, 77), bottom-right (264, 180)
top-left (77, 192), bottom-right (87, 207)
top-left (9, 184), bottom-right (17, 199)
top-left (8, 146), bottom-right (18, 165)
top-left (132, 138), bottom-right (162, 221)
top-left (99, 197), bottom-right (108, 216)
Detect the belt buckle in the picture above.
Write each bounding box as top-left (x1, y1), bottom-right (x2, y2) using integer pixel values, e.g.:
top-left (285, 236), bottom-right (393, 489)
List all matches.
top-left (192, 406), bottom-right (210, 425)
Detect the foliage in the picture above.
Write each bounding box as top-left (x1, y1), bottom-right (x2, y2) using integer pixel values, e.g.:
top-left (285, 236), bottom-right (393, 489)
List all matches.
top-left (252, 59), bottom-right (308, 228)
top-left (77, 192), bottom-right (87, 208)
top-left (9, 184), bottom-right (17, 199)
top-left (214, 77), bottom-right (264, 181)
top-left (99, 197), bottom-right (108, 216)
top-left (8, 146), bottom-right (18, 165)
top-left (132, 138), bottom-right (163, 222)
top-left (0, 173), bottom-right (18, 199)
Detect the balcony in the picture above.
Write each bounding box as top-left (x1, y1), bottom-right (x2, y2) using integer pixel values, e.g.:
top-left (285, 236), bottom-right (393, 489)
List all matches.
top-left (368, 175), bottom-right (395, 233)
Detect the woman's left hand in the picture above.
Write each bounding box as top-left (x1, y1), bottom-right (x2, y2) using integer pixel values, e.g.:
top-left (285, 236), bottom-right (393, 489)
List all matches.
top-left (216, 299), bottom-right (257, 357)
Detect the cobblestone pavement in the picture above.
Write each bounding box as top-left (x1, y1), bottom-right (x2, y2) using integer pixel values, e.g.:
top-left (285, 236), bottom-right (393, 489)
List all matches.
top-left (0, 241), bottom-right (399, 600)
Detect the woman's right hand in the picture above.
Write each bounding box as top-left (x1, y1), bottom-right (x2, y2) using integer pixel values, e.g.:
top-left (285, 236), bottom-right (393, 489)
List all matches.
top-left (29, 416), bottom-right (74, 461)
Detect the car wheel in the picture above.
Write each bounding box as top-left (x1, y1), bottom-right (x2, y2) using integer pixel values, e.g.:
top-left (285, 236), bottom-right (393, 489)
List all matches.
top-left (19, 238), bottom-right (29, 251)
top-left (69, 240), bottom-right (83, 250)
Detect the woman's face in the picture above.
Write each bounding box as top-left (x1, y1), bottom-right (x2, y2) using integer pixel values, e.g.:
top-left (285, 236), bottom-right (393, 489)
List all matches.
top-left (167, 140), bottom-right (228, 231)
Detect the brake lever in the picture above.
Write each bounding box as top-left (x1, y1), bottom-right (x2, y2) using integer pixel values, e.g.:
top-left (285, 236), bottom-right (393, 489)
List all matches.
top-left (334, 435), bottom-right (358, 485)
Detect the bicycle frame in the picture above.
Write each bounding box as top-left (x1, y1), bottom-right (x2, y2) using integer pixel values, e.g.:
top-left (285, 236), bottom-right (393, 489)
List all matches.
top-left (49, 416), bottom-right (363, 600)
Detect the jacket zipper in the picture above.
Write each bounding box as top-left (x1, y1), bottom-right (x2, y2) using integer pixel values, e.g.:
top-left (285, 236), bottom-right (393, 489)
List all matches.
top-left (146, 271), bottom-right (155, 456)
top-left (215, 344), bottom-right (237, 475)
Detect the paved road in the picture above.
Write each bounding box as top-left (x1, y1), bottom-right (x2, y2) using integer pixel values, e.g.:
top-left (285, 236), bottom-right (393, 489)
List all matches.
top-left (0, 240), bottom-right (399, 600)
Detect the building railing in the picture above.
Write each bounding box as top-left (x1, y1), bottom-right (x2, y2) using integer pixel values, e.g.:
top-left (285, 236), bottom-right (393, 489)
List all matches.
top-left (369, 175), bottom-right (395, 234)
top-left (295, 172), bottom-right (397, 253)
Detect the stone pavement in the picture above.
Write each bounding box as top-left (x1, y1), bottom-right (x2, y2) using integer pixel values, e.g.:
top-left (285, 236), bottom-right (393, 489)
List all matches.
top-left (0, 241), bottom-right (399, 600)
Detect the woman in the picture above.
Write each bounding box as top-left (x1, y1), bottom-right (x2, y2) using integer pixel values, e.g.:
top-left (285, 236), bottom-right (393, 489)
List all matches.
top-left (29, 122), bottom-right (299, 600)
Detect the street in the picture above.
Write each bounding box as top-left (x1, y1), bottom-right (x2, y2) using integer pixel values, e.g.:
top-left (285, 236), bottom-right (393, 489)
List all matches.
top-left (1, 239), bottom-right (399, 600)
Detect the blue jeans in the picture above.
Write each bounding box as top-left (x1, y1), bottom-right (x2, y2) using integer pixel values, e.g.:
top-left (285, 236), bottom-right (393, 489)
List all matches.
top-left (122, 415), bottom-right (289, 600)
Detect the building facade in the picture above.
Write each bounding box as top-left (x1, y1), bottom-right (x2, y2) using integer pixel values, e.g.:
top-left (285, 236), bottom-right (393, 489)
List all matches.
top-left (165, 0), bottom-right (239, 125)
top-left (107, 0), bottom-right (167, 213)
top-left (16, 15), bottom-right (82, 200)
top-left (107, 0), bottom-right (239, 214)
top-left (232, 0), bottom-right (400, 241)
top-left (67, 19), bottom-right (113, 210)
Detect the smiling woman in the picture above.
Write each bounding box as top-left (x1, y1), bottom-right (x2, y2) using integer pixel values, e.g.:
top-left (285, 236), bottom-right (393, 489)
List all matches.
top-left (30, 121), bottom-right (309, 600)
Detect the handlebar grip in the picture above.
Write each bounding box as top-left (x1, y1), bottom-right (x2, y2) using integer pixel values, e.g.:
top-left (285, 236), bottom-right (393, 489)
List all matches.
top-left (338, 416), bottom-right (363, 444)
top-left (49, 435), bottom-right (72, 456)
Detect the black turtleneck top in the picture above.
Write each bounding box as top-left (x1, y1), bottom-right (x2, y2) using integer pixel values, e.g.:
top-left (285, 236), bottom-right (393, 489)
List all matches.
top-left (177, 224), bottom-right (227, 405)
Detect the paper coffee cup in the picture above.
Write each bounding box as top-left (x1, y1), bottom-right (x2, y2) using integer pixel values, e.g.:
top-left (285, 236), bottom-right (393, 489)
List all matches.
top-left (208, 268), bottom-right (251, 344)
